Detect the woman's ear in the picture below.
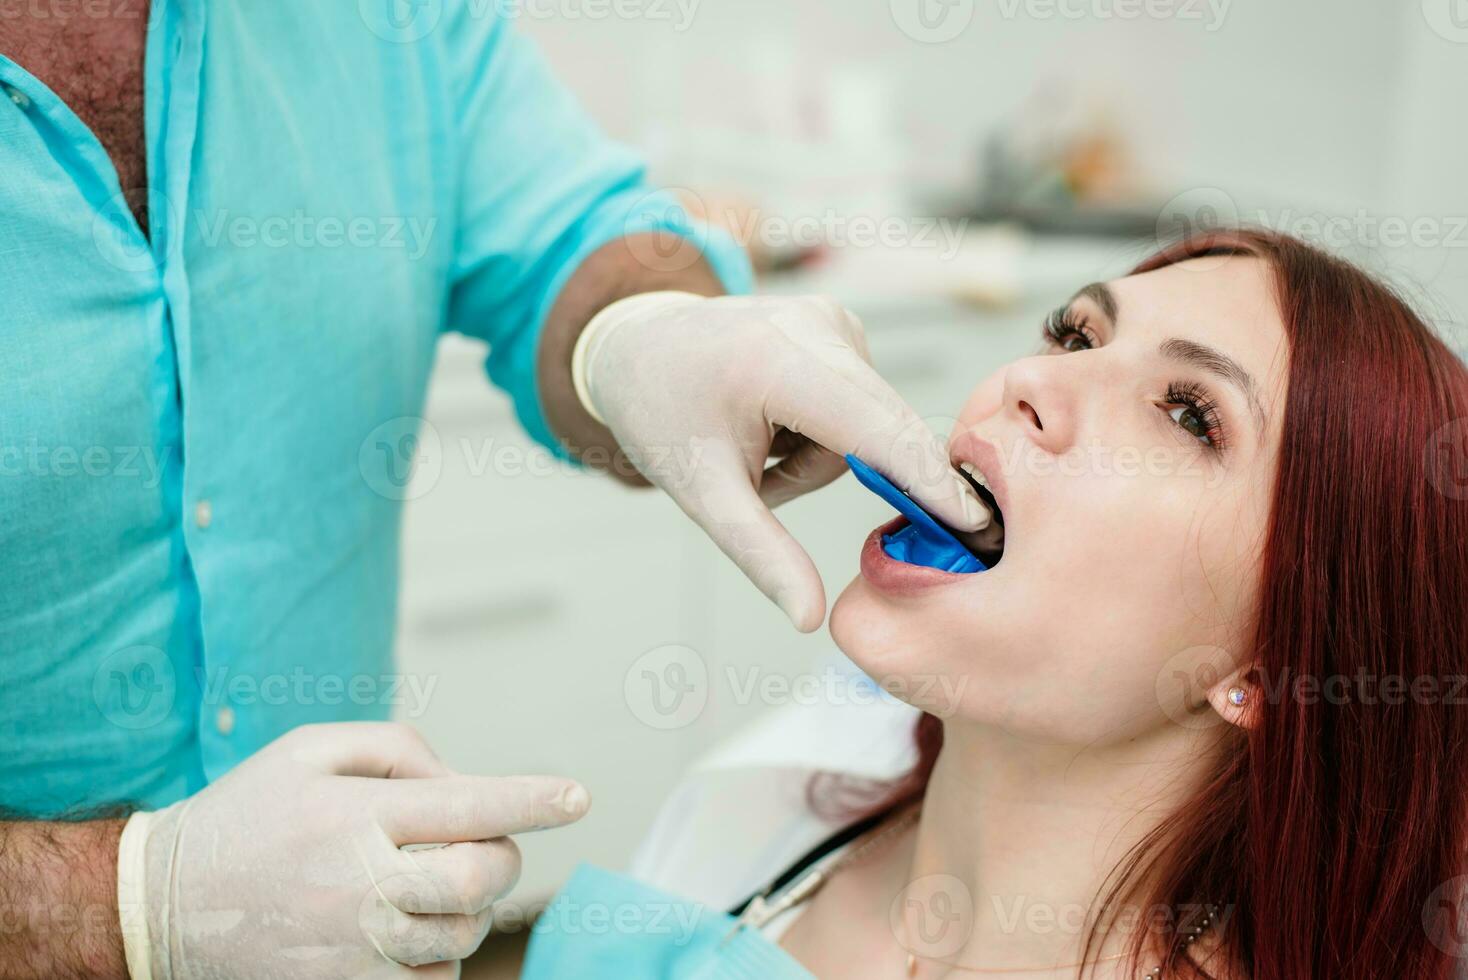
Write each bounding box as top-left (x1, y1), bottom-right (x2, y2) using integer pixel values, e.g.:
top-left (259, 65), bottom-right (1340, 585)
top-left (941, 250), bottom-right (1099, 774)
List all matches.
top-left (1205, 664), bottom-right (1262, 731)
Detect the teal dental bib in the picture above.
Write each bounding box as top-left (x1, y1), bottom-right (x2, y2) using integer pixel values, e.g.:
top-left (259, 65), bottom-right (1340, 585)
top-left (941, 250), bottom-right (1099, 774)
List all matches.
top-left (521, 864), bottom-right (815, 979)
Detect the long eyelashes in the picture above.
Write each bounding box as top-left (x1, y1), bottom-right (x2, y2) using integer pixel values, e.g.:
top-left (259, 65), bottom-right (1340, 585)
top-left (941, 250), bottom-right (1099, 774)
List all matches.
top-left (1041, 308), bottom-right (1098, 352)
top-left (1039, 308), bottom-right (1228, 452)
top-left (1163, 381), bottom-right (1226, 451)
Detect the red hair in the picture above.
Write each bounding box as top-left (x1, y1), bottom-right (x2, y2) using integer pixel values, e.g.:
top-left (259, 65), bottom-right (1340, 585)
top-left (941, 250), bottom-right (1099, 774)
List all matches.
top-left (853, 229), bottom-right (1468, 978)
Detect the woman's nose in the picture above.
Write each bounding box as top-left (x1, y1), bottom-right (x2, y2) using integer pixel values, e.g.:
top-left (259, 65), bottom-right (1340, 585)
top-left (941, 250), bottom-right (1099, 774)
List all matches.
top-left (1001, 357), bottom-right (1077, 454)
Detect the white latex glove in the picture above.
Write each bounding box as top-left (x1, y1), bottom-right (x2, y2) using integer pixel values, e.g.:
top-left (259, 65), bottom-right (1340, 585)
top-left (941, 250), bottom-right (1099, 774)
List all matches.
top-left (115, 722), bottom-right (589, 979)
top-left (572, 291), bottom-right (992, 632)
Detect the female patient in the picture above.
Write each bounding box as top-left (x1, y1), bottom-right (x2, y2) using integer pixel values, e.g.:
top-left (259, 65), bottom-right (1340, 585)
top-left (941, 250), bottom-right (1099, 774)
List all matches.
top-left (524, 229), bottom-right (1468, 979)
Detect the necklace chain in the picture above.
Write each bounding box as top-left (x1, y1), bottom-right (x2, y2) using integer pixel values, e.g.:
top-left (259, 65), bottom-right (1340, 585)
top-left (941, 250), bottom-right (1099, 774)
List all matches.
top-left (900, 903), bottom-right (1219, 978)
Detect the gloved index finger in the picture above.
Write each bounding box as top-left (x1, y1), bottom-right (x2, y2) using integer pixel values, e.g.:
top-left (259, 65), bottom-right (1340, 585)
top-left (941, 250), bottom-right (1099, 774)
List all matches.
top-left (763, 352), bottom-right (991, 532)
top-left (678, 440), bottom-right (828, 632)
top-left (374, 775), bottom-right (591, 846)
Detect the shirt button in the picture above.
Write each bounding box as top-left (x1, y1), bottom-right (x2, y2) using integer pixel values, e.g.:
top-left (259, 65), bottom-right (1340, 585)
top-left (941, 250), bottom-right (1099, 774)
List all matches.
top-left (194, 500), bottom-right (213, 529)
top-left (4, 85), bottom-right (31, 110)
top-left (215, 705), bottom-right (235, 736)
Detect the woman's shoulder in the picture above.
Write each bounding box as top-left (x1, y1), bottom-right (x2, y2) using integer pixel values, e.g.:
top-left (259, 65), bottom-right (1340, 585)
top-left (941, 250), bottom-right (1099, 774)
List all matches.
top-left (627, 694), bottom-right (920, 909)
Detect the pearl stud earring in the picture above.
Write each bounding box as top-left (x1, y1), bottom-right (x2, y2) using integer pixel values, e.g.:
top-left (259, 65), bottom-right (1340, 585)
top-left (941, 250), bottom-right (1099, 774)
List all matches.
top-left (1227, 686), bottom-right (1248, 707)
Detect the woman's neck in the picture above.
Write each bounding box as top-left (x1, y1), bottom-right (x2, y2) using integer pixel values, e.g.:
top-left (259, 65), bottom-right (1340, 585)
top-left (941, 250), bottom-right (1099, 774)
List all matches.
top-left (894, 720), bottom-right (1210, 974)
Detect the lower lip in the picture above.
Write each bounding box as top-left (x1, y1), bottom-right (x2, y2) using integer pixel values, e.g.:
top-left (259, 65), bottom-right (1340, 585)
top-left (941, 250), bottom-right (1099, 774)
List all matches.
top-left (859, 518), bottom-right (971, 597)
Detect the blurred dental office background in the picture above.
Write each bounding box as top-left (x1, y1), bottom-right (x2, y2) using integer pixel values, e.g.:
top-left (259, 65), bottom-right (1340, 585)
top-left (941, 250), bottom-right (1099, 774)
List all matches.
top-left (384, 2), bottom-right (1467, 972)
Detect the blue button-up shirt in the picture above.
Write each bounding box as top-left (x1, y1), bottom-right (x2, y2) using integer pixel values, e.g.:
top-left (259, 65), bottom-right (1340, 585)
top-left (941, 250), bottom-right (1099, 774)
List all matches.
top-left (0, 0), bottom-right (751, 818)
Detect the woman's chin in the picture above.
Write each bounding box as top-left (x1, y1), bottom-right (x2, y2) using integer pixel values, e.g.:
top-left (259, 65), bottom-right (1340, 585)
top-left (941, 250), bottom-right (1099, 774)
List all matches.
top-left (831, 577), bottom-right (925, 676)
top-left (831, 579), bottom-right (972, 718)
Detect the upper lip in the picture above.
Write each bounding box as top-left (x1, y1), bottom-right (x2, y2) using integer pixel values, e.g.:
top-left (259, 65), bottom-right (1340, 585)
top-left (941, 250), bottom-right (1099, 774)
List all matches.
top-left (948, 430), bottom-right (1009, 564)
top-left (948, 430), bottom-right (1010, 528)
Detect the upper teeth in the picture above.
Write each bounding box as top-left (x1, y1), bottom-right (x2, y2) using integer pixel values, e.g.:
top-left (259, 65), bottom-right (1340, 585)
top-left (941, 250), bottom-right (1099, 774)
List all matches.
top-left (959, 460), bottom-right (990, 491)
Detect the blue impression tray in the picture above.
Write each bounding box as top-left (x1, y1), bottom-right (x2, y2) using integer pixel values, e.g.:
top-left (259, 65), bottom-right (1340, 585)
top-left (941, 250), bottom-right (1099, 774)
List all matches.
top-left (846, 455), bottom-right (988, 574)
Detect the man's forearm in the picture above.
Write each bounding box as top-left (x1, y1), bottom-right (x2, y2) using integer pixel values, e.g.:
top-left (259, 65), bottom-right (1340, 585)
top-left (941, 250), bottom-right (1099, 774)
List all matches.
top-left (536, 232), bottom-right (726, 485)
top-left (0, 820), bottom-right (127, 980)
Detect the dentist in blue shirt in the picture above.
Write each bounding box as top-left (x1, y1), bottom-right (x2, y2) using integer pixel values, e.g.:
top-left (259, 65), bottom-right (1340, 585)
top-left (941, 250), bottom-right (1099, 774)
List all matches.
top-left (0, 1), bottom-right (991, 976)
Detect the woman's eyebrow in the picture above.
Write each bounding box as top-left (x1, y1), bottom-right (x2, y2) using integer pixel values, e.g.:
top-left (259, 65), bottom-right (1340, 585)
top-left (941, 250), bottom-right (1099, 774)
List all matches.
top-left (1069, 281), bottom-right (1268, 436)
top-left (1073, 282), bottom-right (1118, 320)
top-left (1160, 337), bottom-right (1268, 435)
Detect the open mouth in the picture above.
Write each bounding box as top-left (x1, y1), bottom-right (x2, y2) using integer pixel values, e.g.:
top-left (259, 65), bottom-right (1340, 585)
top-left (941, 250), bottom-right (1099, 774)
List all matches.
top-left (955, 462), bottom-right (1005, 567)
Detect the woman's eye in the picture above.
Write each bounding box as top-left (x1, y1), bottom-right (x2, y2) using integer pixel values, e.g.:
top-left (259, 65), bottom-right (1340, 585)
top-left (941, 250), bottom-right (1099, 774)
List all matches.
top-left (1168, 405), bottom-right (1213, 445)
top-left (1042, 310), bottom-right (1096, 352)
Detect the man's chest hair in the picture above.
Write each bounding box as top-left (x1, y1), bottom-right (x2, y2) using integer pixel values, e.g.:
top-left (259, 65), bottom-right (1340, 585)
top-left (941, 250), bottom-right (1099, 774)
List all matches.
top-left (0, 4), bottom-right (150, 196)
